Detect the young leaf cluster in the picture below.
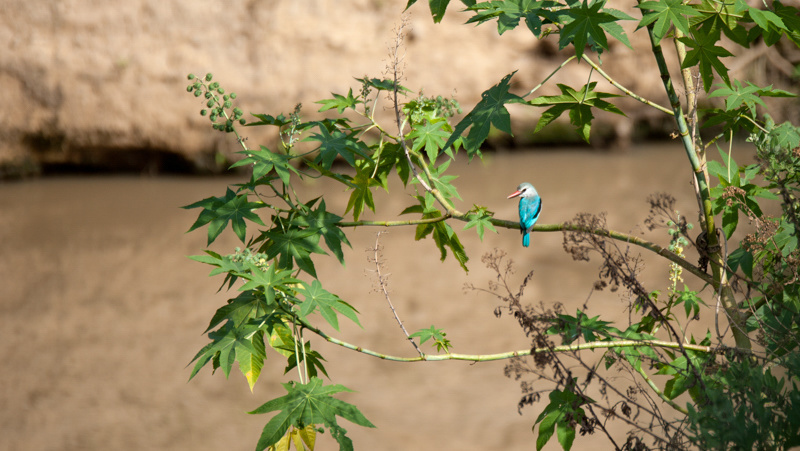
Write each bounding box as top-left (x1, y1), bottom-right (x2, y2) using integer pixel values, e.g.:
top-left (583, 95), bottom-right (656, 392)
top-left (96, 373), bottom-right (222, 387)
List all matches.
top-left (183, 73), bottom-right (481, 449)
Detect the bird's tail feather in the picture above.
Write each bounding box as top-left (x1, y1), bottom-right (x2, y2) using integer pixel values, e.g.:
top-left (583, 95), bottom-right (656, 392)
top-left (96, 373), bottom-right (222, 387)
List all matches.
top-left (523, 233), bottom-right (530, 247)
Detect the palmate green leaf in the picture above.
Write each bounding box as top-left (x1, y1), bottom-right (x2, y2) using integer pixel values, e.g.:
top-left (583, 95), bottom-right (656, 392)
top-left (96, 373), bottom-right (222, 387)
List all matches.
top-left (560, 0), bottom-right (634, 58)
top-left (183, 187), bottom-right (267, 245)
top-left (204, 289), bottom-right (278, 333)
top-left (305, 124), bottom-right (371, 169)
top-left (463, 205), bottom-right (497, 241)
top-left (702, 107), bottom-right (758, 136)
top-left (372, 142), bottom-right (412, 186)
top-left (231, 146), bottom-right (299, 187)
top-left (188, 250), bottom-right (232, 278)
top-left (238, 262), bottom-right (300, 295)
top-left (432, 221), bottom-right (469, 271)
top-left (354, 76), bottom-right (412, 94)
top-left (410, 325), bottom-right (452, 352)
top-left (660, 355), bottom-right (698, 400)
top-left (402, 193), bottom-right (469, 271)
top-left (425, 159), bottom-right (462, 201)
top-left (529, 82), bottom-right (624, 143)
top-left (294, 198), bottom-right (351, 265)
top-left (465, 0), bottom-right (557, 36)
top-left (709, 81), bottom-right (766, 116)
top-left (188, 319), bottom-right (261, 381)
top-left (188, 252), bottom-right (249, 292)
top-left (710, 80), bottom-right (796, 116)
top-left (600, 9), bottom-right (635, 46)
top-left (345, 164), bottom-right (383, 221)
top-left (691, 0), bottom-right (750, 46)
top-left (297, 280), bottom-right (361, 331)
top-left (443, 71), bottom-right (524, 159)
top-left (692, 0), bottom-right (742, 31)
top-left (534, 388), bottom-right (590, 451)
top-left (316, 88), bottom-right (360, 113)
top-left (670, 286), bottom-right (704, 318)
top-left (548, 310), bottom-right (620, 343)
top-left (262, 229), bottom-right (328, 278)
top-left (678, 30), bottom-right (733, 92)
top-left (763, 120), bottom-right (800, 152)
top-left (249, 377), bottom-right (375, 451)
top-left (408, 118), bottom-right (450, 163)
top-left (637, 0), bottom-right (701, 44)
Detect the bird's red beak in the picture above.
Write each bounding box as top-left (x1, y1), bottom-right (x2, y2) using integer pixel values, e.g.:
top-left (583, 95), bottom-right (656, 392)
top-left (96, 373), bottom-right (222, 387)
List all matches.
top-left (507, 190), bottom-right (522, 199)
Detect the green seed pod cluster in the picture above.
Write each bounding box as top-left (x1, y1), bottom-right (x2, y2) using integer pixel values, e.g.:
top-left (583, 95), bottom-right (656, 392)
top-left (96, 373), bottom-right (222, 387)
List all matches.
top-left (231, 107), bottom-right (245, 123)
top-left (185, 72), bottom-right (243, 132)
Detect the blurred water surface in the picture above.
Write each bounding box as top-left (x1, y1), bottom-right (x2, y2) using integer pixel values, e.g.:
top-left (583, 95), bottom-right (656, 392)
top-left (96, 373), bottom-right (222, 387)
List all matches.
top-left (0, 144), bottom-right (755, 450)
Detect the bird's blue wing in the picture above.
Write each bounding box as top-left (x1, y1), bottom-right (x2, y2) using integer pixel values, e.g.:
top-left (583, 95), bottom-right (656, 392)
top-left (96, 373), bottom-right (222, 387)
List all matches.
top-left (519, 196), bottom-right (542, 230)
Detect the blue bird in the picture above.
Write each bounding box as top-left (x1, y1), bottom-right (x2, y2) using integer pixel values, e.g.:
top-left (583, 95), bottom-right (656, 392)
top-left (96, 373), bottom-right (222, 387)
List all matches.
top-left (507, 182), bottom-right (542, 247)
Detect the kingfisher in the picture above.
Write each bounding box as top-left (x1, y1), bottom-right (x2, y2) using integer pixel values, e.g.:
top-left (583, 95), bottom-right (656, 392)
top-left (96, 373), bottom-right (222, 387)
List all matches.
top-left (507, 182), bottom-right (541, 247)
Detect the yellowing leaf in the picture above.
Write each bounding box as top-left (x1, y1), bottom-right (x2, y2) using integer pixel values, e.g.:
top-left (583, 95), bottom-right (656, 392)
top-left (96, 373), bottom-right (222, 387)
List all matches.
top-left (238, 330), bottom-right (266, 392)
top-left (299, 424), bottom-right (316, 450)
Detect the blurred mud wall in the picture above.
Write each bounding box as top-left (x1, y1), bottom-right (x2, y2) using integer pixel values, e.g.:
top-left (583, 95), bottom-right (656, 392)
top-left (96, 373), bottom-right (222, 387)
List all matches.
top-left (1, 0), bottom-right (797, 176)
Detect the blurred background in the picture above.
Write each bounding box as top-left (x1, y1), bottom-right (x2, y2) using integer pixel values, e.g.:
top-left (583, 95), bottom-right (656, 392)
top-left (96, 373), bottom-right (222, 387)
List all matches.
top-left (1, 0), bottom-right (796, 450)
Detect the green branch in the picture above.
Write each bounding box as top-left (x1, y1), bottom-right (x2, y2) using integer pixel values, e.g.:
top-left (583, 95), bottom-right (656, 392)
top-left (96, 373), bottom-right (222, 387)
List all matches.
top-left (301, 317), bottom-right (723, 362)
top-left (338, 215), bottom-right (451, 228)
top-left (338, 214), bottom-right (715, 287)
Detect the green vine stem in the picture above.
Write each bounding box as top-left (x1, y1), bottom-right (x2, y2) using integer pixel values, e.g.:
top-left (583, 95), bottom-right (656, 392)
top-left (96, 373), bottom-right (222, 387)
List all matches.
top-left (299, 313), bottom-right (734, 362)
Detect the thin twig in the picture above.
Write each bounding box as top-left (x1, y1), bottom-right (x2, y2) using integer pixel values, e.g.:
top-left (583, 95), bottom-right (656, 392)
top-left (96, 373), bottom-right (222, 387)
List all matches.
top-left (523, 55), bottom-right (577, 98)
top-left (580, 54), bottom-right (673, 116)
top-left (388, 16), bottom-right (433, 193)
top-left (370, 232), bottom-right (424, 356)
